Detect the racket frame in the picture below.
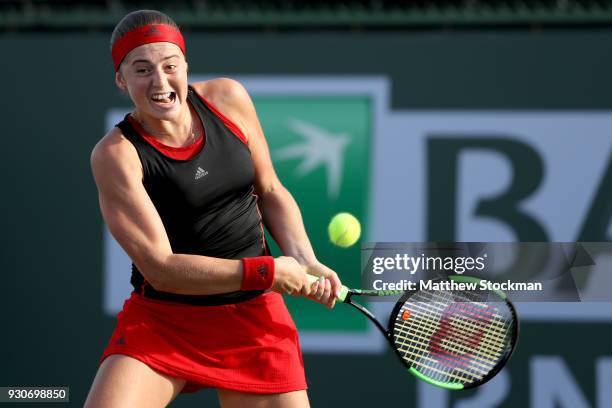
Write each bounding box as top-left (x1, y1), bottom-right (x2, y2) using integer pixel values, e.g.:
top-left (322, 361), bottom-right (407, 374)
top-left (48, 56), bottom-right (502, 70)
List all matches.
top-left (342, 275), bottom-right (519, 390)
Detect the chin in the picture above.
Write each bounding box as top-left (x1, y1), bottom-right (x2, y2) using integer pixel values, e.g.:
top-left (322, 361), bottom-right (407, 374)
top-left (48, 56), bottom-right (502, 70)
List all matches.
top-left (144, 99), bottom-right (184, 121)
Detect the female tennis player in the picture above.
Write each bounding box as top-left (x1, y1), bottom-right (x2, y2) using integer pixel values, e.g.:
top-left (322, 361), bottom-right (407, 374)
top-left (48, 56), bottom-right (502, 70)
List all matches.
top-left (85, 10), bottom-right (341, 408)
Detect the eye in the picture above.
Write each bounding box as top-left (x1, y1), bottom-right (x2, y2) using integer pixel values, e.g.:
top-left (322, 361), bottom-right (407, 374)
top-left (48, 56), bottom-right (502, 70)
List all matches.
top-left (135, 67), bottom-right (149, 74)
top-left (166, 64), bottom-right (177, 71)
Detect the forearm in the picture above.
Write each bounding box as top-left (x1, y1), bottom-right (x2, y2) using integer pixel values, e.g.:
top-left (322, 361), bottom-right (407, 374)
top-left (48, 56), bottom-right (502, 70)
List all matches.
top-left (258, 185), bottom-right (318, 267)
top-left (147, 250), bottom-right (301, 298)
top-left (146, 254), bottom-right (244, 295)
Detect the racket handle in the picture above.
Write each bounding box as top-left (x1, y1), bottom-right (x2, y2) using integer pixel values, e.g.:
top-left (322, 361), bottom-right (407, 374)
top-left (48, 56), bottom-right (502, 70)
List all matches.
top-left (307, 274), bottom-right (349, 302)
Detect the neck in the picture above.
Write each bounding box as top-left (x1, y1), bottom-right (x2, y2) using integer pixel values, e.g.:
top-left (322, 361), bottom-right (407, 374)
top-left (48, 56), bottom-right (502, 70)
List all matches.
top-left (132, 106), bottom-right (198, 147)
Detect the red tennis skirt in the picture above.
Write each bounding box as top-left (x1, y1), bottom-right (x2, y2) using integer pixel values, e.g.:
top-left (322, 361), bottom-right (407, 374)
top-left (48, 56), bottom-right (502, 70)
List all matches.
top-left (100, 291), bottom-right (307, 394)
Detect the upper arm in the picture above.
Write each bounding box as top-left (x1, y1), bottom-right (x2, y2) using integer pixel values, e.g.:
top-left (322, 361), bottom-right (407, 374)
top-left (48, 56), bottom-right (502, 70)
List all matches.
top-left (90, 131), bottom-right (173, 288)
top-left (193, 78), bottom-right (281, 196)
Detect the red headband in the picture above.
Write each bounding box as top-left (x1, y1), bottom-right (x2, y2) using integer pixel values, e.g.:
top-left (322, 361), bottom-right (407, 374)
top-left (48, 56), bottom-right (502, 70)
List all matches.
top-left (112, 24), bottom-right (186, 71)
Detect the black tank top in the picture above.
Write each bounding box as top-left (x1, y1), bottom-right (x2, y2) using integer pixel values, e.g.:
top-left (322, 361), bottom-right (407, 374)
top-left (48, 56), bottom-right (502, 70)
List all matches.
top-left (116, 85), bottom-right (268, 305)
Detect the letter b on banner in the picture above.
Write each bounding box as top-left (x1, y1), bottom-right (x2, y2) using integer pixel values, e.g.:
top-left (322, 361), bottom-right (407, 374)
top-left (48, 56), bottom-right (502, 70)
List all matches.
top-left (427, 137), bottom-right (547, 241)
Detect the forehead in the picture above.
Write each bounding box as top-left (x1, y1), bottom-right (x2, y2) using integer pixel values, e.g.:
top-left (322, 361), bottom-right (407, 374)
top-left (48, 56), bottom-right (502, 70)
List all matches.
top-left (124, 42), bottom-right (184, 64)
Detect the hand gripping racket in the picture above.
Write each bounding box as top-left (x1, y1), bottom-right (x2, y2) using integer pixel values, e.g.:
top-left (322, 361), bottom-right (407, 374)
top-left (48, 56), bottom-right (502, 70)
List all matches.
top-left (308, 274), bottom-right (519, 390)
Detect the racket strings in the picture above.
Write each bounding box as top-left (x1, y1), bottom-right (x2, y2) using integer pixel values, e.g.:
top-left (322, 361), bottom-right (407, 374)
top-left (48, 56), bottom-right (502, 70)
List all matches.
top-left (401, 300), bottom-right (510, 354)
top-left (398, 349), bottom-right (482, 382)
top-left (394, 316), bottom-right (501, 380)
top-left (399, 302), bottom-right (512, 376)
top-left (394, 318), bottom-right (510, 383)
top-left (394, 320), bottom-right (502, 368)
top-left (394, 331), bottom-right (496, 380)
top-left (392, 289), bottom-right (515, 386)
top-left (395, 328), bottom-right (497, 384)
top-left (404, 292), bottom-right (512, 355)
top-left (414, 290), bottom-right (513, 341)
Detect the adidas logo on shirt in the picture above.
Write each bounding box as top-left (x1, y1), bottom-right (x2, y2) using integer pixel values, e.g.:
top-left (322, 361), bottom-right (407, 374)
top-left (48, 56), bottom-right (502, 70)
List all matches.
top-left (195, 167), bottom-right (209, 180)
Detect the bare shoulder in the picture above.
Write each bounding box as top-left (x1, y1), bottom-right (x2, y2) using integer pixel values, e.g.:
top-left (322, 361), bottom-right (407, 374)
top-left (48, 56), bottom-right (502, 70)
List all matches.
top-left (91, 127), bottom-right (142, 185)
top-left (192, 77), bottom-right (251, 108)
top-left (191, 78), bottom-right (255, 142)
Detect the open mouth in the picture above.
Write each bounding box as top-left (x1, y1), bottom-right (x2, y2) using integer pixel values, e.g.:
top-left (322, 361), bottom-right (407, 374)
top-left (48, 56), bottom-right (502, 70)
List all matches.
top-left (150, 91), bottom-right (176, 105)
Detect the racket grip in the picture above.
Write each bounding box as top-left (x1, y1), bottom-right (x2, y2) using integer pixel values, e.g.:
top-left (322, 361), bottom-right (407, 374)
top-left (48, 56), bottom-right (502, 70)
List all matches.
top-left (307, 274), bottom-right (349, 302)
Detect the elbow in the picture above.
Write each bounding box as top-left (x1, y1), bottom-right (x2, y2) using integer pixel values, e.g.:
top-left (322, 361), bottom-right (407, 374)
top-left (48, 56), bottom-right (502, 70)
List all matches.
top-left (134, 253), bottom-right (172, 292)
top-left (142, 273), bottom-right (168, 292)
top-left (257, 180), bottom-right (286, 201)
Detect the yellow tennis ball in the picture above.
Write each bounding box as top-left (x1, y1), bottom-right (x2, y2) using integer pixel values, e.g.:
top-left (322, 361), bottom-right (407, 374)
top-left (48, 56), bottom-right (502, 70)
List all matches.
top-left (328, 212), bottom-right (361, 248)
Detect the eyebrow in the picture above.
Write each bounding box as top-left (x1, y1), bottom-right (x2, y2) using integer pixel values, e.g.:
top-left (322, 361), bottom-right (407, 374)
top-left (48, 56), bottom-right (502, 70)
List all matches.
top-left (131, 55), bottom-right (180, 66)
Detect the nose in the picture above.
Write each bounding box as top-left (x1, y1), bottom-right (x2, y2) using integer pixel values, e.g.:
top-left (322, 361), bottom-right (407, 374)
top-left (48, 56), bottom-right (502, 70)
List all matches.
top-left (151, 66), bottom-right (169, 88)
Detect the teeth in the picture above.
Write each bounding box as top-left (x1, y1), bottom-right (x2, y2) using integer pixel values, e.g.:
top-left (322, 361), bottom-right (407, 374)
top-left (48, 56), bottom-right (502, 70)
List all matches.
top-left (152, 92), bottom-right (172, 101)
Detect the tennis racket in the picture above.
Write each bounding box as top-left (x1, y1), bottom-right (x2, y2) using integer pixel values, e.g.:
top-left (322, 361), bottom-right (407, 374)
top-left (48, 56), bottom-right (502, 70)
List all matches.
top-left (308, 274), bottom-right (519, 390)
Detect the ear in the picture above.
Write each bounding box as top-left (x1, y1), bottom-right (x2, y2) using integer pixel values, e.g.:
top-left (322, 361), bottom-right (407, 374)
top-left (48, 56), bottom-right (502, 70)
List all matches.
top-left (115, 71), bottom-right (127, 92)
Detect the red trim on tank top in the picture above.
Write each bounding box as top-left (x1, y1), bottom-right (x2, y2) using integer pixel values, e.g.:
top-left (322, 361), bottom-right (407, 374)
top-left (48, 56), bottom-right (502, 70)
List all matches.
top-left (127, 115), bottom-right (205, 161)
top-left (190, 88), bottom-right (249, 145)
top-left (252, 193), bottom-right (268, 254)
